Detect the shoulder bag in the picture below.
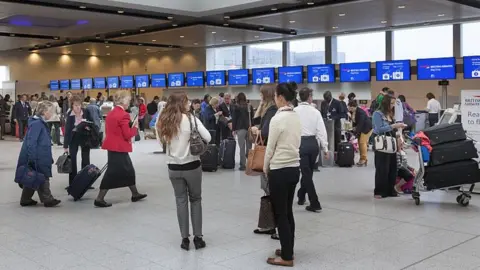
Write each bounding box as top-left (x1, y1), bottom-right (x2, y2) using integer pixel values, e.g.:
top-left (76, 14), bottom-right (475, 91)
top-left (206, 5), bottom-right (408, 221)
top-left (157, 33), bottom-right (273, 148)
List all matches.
top-left (14, 164), bottom-right (46, 190)
top-left (246, 133), bottom-right (266, 175)
top-left (247, 105), bottom-right (256, 143)
top-left (373, 133), bottom-right (397, 154)
top-left (188, 114), bottom-right (207, 156)
top-left (55, 153), bottom-right (72, 174)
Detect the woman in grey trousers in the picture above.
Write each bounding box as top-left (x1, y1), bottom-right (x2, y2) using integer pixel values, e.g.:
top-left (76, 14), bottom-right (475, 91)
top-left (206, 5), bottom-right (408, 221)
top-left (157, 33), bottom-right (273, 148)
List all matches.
top-left (157, 92), bottom-right (211, 251)
top-left (232, 92), bottom-right (253, 171)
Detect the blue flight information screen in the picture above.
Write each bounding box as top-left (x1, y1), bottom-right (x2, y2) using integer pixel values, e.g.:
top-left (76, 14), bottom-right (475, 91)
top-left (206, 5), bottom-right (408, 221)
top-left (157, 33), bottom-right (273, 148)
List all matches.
top-left (121, 76), bottom-right (134, 88)
top-left (94, 77), bottom-right (106, 89)
top-left (70, 79), bottom-right (81, 90)
top-left (50, 80), bottom-right (59, 90)
top-left (340, 62), bottom-right (371, 82)
top-left (228, 69), bottom-right (249, 85)
top-left (463, 56), bottom-right (480, 79)
top-left (307, 64), bottom-right (335, 83)
top-left (107, 77), bottom-right (119, 89)
top-left (376, 60), bottom-right (411, 81)
top-left (135, 75), bottom-right (149, 88)
top-left (168, 73), bottom-right (185, 87)
top-left (252, 68), bottom-right (274, 85)
top-left (417, 57), bottom-right (456, 80)
top-left (206, 71), bottom-right (226, 86)
top-left (186, 72), bottom-right (205, 87)
top-left (60, 80), bottom-right (70, 90)
top-left (82, 78), bottom-right (92, 90)
top-left (151, 74), bottom-right (166, 87)
top-left (278, 66), bottom-right (303, 83)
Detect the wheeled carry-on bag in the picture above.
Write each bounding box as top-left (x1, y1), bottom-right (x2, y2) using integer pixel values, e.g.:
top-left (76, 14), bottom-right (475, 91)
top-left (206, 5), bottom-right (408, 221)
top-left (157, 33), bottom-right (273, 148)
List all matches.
top-left (68, 164), bottom-right (107, 201)
top-left (429, 140), bottom-right (479, 166)
top-left (201, 145), bottom-right (218, 172)
top-left (424, 159), bottom-right (480, 190)
top-left (220, 138), bottom-right (236, 169)
top-left (336, 142), bottom-right (355, 167)
top-left (423, 123), bottom-right (466, 146)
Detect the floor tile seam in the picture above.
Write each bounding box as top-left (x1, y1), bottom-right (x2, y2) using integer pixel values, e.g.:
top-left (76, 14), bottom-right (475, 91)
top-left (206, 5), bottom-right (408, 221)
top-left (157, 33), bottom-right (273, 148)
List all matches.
top-left (399, 235), bottom-right (480, 270)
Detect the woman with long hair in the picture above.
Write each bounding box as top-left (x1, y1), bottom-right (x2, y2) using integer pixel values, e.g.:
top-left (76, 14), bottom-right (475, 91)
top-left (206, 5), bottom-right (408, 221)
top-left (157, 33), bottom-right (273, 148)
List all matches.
top-left (372, 95), bottom-right (406, 198)
top-left (47, 95), bottom-right (62, 146)
top-left (251, 84), bottom-right (279, 238)
top-left (232, 92), bottom-right (253, 170)
top-left (157, 92), bottom-right (211, 251)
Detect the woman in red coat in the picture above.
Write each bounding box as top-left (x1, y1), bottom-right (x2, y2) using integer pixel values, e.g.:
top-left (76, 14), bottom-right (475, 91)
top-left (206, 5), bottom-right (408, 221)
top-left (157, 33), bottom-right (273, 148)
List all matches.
top-left (94, 90), bottom-right (147, 208)
top-left (138, 97), bottom-right (147, 132)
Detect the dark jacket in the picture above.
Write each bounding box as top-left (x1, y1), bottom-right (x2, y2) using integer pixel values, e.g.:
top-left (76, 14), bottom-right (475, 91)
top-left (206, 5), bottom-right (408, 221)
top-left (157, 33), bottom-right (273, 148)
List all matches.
top-left (219, 102), bottom-right (232, 119)
top-left (63, 109), bottom-right (92, 148)
top-left (86, 104), bottom-right (101, 130)
top-left (16, 116), bottom-right (53, 178)
top-left (320, 98), bottom-right (343, 121)
top-left (353, 107), bottom-right (373, 135)
top-left (14, 101), bottom-right (31, 120)
top-left (252, 105), bottom-right (278, 144)
top-left (232, 104), bottom-right (253, 131)
top-left (0, 99), bottom-right (7, 117)
top-left (339, 101), bottom-right (348, 119)
top-left (202, 105), bottom-right (217, 131)
top-left (147, 101), bottom-right (158, 115)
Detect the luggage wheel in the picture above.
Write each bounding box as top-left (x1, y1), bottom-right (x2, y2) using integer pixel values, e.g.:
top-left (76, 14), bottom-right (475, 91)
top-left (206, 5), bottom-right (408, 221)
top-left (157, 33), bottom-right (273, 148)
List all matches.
top-left (456, 193), bottom-right (471, 207)
top-left (412, 192), bottom-right (420, 206)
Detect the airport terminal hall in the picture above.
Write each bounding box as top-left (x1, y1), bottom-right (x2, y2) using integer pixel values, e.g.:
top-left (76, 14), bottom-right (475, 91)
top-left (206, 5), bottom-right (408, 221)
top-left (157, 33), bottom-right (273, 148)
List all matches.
top-left (4, 0), bottom-right (480, 269)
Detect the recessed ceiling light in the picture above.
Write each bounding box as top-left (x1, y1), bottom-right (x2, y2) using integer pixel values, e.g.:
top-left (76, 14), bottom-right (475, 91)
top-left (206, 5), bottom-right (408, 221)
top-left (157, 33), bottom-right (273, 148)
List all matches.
top-left (254, 35), bottom-right (259, 38)
top-left (85, 48), bottom-right (89, 51)
top-left (271, 7), bottom-right (278, 11)
top-left (438, 14), bottom-right (445, 17)
top-left (398, 5), bottom-right (405, 9)
top-left (290, 30), bottom-right (296, 34)
top-left (54, 36), bottom-right (59, 40)
top-left (259, 27), bottom-right (265, 30)
top-left (381, 20), bottom-right (387, 24)
top-left (79, 5), bottom-right (86, 9)
top-left (138, 43), bottom-right (143, 46)
top-left (106, 45), bottom-right (110, 48)
top-left (140, 29), bottom-right (145, 32)
top-left (212, 31), bottom-right (216, 34)
top-left (118, 10), bottom-right (124, 13)
top-left (180, 35), bottom-right (184, 38)
top-left (307, 2), bottom-right (314, 5)
top-left (332, 26), bottom-right (338, 29)
top-left (423, 22), bottom-right (431, 26)
top-left (223, 23), bottom-right (229, 26)
top-left (46, 44), bottom-right (51, 47)
top-left (107, 53), bottom-right (110, 55)
top-left (152, 39), bottom-right (156, 42)
top-left (67, 50), bottom-right (72, 53)
top-left (66, 41), bottom-right (70, 44)
top-left (104, 40), bottom-right (109, 44)
top-left (169, 45), bottom-right (173, 48)
top-left (194, 42), bottom-right (198, 45)
top-left (224, 15), bottom-right (230, 19)
top-left (95, 35), bottom-right (100, 39)
top-left (338, 13), bottom-right (346, 17)
top-left (9, 33), bottom-right (14, 37)
top-left (172, 23), bottom-right (178, 27)
top-left (146, 48), bottom-right (150, 50)
top-left (222, 39), bottom-right (227, 42)
top-left (167, 16), bottom-right (174, 20)
top-left (289, 20), bottom-right (295, 23)
top-left (125, 50), bottom-right (129, 53)
top-left (121, 32), bottom-right (126, 35)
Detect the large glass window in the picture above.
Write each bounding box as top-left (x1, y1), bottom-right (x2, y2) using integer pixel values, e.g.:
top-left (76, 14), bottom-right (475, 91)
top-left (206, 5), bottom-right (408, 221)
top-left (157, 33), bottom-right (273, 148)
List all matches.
top-left (393, 25), bottom-right (453, 60)
top-left (289, 38), bottom-right (325, 66)
top-left (336, 31), bottom-right (385, 63)
top-left (247, 42), bottom-right (283, 69)
top-left (0, 66), bottom-right (9, 88)
top-left (462, 21), bottom-right (480, 56)
top-left (206, 46), bottom-right (242, 71)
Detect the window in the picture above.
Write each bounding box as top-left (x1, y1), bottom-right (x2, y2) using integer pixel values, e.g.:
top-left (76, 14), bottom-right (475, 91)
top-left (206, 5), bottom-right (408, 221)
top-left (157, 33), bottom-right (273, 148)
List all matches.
top-left (336, 31), bottom-right (385, 63)
top-left (393, 25), bottom-right (453, 60)
top-left (289, 38), bottom-right (325, 66)
top-left (206, 46), bottom-right (242, 71)
top-left (0, 66), bottom-right (9, 88)
top-left (247, 42), bottom-right (283, 69)
top-left (462, 21), bottom-right (480, 56)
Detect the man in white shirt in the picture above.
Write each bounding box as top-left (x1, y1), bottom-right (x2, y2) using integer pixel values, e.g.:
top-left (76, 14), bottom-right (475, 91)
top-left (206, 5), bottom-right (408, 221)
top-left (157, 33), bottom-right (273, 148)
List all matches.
top-left (294, 88), bottom-right (329, 213)
top-left (426, 92), bottom-right (441, 127)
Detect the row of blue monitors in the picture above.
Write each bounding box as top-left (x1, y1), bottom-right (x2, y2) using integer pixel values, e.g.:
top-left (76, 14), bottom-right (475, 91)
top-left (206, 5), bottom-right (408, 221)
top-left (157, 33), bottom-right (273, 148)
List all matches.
top-left (49, 56), bottom-right (480, 90)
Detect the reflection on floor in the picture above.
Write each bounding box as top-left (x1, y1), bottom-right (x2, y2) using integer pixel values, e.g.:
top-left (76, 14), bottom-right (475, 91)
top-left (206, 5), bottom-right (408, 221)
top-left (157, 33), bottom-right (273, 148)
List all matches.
top-left (1, 139), bottom-right (480, 270)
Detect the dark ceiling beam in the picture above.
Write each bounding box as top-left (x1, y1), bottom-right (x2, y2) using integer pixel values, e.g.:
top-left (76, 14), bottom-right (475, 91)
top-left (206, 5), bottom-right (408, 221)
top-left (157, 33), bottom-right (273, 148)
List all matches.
top-left (445, 0), bottom-right (480, 9)
top-left (0, 32), bottom-right (58, 40)
top-left (202, 21), bottom-right (297, 35)
top-left (89, 39), bottom-right (181, 49)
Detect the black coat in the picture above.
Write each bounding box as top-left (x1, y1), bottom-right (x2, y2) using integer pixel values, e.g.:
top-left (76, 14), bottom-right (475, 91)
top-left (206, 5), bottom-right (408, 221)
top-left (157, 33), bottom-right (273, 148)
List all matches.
top-left (353, 107), bottom-right (373, 135)
top-left (63, 109), bottom-right (93, 148)
top-left (219, 102), bottom-right (232, 119)
top-left (232, 104), bottom-right (253, 131)
top-left (14, 101), bottom-right (31, 120)
top-left (253, 105), bottom-right (277, 144)
top-left (147, 101), bottom-right (157, 115)
top-left (202, 105), bottom-right (217, 131)
top-left (320, 98), bottom-right (344, 121)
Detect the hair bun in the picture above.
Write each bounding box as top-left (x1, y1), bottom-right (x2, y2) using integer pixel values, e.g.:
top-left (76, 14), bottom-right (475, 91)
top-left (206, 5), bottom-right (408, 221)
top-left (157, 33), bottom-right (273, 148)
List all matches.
top-left (287, 81), bottom-right (298, 91)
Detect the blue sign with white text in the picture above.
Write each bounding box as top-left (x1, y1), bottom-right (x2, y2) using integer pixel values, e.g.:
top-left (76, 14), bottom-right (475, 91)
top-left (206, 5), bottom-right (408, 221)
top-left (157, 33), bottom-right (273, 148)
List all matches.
top-left (50, 80), bottom-right (59, 91)
top-left (278, 66), bottom-right (303, 84)
top-left (135, 75), bottom-right (149, 88)
top-left (228, 69), bottom-right (249, 85)
top-left (252, 68), bottom-right (275, 85)
top-left (60, 80), bottom-right (70, 90)
top-left (376, 60), bottom-right (411, 81)
top-left (463, 56), bottom-right (480, 79)
top-left (417, 57), bottom-right (456, 80)
top-left (339, 62), bottom-right (371, 82)
top-left (206, 71), bottom-right (226, 86)
top-left (168, 73), bottom-right (185, 87)
top-left (307, 64), bottom-right (335, 83)
top-left (94, 77), bottom-right (106, 89)
top-left (151, 74), bottom-right (166, 87)
top-left (70, 79), bottom-right (81, 90)
top-left (107, 77), bottom-right (119, 89)
top-left (121, 76), bottom-right (134, 88)
top-left (186, 72), bottom-right (205, 87)
top-left (82, 78), bottom-right (92, 90)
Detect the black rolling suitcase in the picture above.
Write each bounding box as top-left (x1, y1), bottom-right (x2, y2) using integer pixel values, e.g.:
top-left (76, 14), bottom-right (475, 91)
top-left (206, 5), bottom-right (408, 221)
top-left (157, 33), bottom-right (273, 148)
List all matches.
top-left (336, 142), bottom-right (355, 167)
top-left (424, 159), bottom-right (480, 190)
top-left (423, 123), bottom-right (466, 146)
top-left (201, 145), bottom-right (218, 172)
top-left (220, 138), bottom-right (236, 169)
top-left (68, 164), bottom-right (107, 201)
top-left (429, 140), bottom-right (478, 166)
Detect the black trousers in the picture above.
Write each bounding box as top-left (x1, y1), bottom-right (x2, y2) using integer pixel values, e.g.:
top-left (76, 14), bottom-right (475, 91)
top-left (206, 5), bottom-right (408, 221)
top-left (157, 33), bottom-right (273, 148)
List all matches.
top-left (334, 119), bottom-right (341, 152)
top-left (398, 167), bottom-right (413, 181)
top-left (297, 136), bottom-right (320, 208)
top-left (68, 141), bottom-right (90, 186)
top-left (374, 151), bottom-right (397, 197)
top-left (268, 167), bottom-right (300, 261)
top-left (428, 113), bottom-right (439, 127)
top-left (17, 119), bottom-right (27, 139)
top-left (0, 116), bottom-right (5, 138)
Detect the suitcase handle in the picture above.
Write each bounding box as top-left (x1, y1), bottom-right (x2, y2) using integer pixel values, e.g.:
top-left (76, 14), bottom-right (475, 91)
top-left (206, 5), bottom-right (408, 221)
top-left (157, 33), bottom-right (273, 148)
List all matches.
top-left (99, 164), bottom-right (108, 175)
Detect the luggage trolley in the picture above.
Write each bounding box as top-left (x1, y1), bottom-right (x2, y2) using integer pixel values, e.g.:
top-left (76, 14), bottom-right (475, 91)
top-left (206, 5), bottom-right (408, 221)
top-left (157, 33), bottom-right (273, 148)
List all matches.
top-left (411, 137), bottom-right (477, 206)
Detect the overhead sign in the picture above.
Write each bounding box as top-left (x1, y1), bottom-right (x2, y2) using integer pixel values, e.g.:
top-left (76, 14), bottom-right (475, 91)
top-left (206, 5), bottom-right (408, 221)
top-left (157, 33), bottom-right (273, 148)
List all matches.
top-left (461, 90), bottom-right (480, 142)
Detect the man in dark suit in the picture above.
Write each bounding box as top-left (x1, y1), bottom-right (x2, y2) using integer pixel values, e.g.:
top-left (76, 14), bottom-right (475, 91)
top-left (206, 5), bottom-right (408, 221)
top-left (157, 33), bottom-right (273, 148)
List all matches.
top-left (218, 93), bottom-right (233, 140)
top-left (14, 94), bottom-right (32, 141)
top-left (320, 91), bottom-right (344, 152)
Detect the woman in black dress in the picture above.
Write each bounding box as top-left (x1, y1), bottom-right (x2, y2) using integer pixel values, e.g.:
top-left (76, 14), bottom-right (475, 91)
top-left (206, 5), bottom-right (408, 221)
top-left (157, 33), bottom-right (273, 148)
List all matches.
top-left (94, 90), bottom-right (147, 208)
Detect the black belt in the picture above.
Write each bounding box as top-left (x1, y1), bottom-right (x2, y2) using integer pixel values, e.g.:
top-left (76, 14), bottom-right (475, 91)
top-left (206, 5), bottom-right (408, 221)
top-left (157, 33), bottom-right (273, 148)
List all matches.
top-left (301, 136), bottom-right (316, 139)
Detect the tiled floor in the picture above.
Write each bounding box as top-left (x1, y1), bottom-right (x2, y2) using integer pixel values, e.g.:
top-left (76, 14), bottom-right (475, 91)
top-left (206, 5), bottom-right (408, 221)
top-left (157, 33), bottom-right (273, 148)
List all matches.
top-left (1, 138), bottom-right (480, 270)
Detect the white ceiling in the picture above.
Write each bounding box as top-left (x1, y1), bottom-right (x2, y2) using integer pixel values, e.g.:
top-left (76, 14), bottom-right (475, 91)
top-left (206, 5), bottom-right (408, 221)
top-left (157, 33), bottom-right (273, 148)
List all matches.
top-left (38, 42), bottom-right (174, 56)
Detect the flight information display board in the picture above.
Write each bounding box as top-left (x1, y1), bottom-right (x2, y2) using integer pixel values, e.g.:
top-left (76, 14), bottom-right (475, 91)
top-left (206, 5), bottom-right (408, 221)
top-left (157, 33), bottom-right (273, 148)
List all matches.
top-left (168, 73), bottom-right (185, 87)
top-left (151, 74), bottom-right (166, 87)
top-left (82, 78), bottom-right (93, 90)
top-left (186, 72), bottom-right (205, 87)
top-left (94, 77), bottom-right (106, 89)
top-left (463, 56), bottom-right (480, 79)
top-left (135, 75), bottom-right (149, 88)
top-left (376, 60), bottom-right (411, 81)
top-left (107, 77), bottom-right (119, 89)
top-left (252, 68), bottom-right (274, 85)
top-left (206, 71), bottom-right (226, 86)
top-left (228, 69), bottom-right (249, 85)
top-left (339, 62), bottom-right (371, 82)
top-left (417, 57), bottom-right (456, 80)
top-left (278, 66), bottom-right (303, 84)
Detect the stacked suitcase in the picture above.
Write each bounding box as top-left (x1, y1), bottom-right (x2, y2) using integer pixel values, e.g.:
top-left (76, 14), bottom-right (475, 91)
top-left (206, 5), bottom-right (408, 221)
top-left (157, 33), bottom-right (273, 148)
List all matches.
top-left (422, 123), bottom-right (480, 190)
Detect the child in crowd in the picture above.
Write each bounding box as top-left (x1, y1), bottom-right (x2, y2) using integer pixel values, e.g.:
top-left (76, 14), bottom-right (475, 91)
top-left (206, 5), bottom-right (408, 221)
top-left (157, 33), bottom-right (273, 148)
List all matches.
top-left (395, 150), bottom-right (416, 194)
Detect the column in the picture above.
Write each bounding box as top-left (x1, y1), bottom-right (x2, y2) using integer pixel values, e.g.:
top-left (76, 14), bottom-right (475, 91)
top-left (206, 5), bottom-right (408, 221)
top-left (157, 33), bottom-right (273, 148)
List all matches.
top-left (242, 45), bottom-right (247, 69)
top-left (453, 23), bottom-right (461, 58)
top-left (325, 36), bottom-right (337, 64)
top-left (386, 30), bottom-right (393, 60)
top-left (282, 41), bottom-right (289, 66)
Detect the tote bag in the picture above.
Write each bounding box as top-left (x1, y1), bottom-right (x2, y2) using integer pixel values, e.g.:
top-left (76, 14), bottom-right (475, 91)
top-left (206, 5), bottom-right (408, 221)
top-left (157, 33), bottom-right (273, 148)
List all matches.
top-left (374, 133), bottom-right (397, 154)
top-left (257, 195), bottom-right (276, 229)
top-left (246, 134), bottom-right (266, 175)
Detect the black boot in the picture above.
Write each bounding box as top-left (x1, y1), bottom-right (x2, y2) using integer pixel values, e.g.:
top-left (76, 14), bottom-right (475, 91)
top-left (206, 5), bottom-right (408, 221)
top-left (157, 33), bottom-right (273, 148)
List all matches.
top-left (193, 236), bottom-right (206, 250)
top-left (181, 238), bottom-right (190, 251)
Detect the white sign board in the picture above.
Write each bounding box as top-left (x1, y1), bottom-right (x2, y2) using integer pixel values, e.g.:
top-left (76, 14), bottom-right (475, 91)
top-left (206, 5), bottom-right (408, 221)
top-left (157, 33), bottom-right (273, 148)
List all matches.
top-left (461, 90), bottom-right (480, 143)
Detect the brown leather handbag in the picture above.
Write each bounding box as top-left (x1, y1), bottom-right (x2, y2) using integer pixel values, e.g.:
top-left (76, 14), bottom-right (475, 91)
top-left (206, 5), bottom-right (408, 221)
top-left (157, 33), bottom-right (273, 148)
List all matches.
top-left (257, 195), bottom-right (276, 229)
top-left (246, 134), bottom-right (266, 176)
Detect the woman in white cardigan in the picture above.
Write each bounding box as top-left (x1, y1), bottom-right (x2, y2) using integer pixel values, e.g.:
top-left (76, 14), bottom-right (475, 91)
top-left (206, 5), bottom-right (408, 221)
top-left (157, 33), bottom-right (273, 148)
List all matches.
top-left (46, 95), bottom-right (62, 146)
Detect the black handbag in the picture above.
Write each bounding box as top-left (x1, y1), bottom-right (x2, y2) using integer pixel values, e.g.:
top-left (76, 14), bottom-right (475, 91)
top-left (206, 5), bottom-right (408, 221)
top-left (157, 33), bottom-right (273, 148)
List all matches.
top-left (55, 153), bottom-right (72, 174)
top-left (257, 195), bottom-right (276, 229)
top-left (188, 114), bottom-right (207, 156)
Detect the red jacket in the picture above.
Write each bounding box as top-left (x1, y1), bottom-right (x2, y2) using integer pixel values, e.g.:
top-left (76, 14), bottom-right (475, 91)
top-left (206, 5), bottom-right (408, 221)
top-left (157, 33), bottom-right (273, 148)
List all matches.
top-left (102, 106), bottom-right (137, 153)
top-left (139, 103), bottom-right (147, 119)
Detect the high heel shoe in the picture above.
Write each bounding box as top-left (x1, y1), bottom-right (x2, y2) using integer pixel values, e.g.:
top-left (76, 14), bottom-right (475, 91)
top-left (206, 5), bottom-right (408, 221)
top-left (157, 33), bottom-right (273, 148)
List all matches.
top-left (356, 161), bottom-right (368, 167)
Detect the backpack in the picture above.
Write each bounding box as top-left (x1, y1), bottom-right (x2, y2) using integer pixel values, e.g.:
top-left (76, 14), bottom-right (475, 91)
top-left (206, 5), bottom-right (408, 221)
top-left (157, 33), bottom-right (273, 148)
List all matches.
top-left (402, 103), bottom-right (416, 127)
